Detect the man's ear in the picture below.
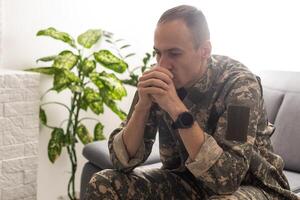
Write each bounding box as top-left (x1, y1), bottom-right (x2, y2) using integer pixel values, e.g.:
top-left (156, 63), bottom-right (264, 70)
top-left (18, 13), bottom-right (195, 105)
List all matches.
top-left (200, 40), bottom-right (212, 59)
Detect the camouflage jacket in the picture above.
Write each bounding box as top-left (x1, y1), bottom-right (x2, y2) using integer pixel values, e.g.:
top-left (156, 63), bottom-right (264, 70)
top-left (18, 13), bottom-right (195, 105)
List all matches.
top-left (108, 55), bottom-right (298, 199)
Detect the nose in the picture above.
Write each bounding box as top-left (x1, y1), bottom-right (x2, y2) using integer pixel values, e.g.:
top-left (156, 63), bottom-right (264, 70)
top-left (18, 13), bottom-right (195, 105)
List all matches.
top-left (157, 54), bottom-right (172, 70)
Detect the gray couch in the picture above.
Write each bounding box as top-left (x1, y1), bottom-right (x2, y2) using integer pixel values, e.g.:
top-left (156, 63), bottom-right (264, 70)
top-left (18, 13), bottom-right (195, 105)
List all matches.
top-left (80, 70), bottom-right (300, 199)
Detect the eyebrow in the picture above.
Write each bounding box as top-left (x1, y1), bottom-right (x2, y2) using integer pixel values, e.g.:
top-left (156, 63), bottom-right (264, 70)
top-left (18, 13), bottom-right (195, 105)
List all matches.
top-left (153, 47), bottom-right (183, 53)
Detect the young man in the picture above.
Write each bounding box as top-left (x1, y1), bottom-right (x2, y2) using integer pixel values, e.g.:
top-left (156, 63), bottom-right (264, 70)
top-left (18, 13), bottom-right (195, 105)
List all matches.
top-left (84, 5), bottom-right (299, 200)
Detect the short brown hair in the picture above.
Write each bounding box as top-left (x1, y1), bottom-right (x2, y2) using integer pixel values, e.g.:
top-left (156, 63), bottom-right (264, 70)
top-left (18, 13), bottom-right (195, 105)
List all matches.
top-left (158, 5), bottom-right (210, 48)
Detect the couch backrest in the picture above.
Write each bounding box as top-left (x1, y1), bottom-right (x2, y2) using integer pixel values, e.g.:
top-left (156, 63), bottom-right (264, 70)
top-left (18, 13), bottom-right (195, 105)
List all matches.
top-left (259, 71), bottom-right (300, 173)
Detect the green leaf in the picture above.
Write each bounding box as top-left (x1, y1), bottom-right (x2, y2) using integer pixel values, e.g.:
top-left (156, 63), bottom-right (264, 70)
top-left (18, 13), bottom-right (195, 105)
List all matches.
top-left (98, 71), bottom-right (127, 100)
top-left (83, 87), bottom-right (102, 102)
top-left (115, 38), bottom-right (124, 42)
top-left (141, 66), bottom-right (147, 73)
top-left (82, 87), bottom-right (103, 114)
top-left (77, 29), bottom-right (102, 49)
top-left (79, 99), bottom-right (88, 111)
top-left (100, 90), bottom-right (126, 120)
top-left (91, 72), bottom-right (126, 100)
top-left (76, 124), bottom-right (93, 145)
top-left (105, 39), bottom-right (113, 44)
top-left (39, 107), bottom-right (47, 125)
top-left (52, 50), bottom-right (78, 70)
top-left (48, 128), bottom-right (64, 163)
top-left (89, 72), bottom-right (104, 89)
top-left (125, 53), bottom-right (136, 58)
top-left (37, 27), bottom-right (76, 48)
top-left (53, 69), bottom-right (80, 92)
top-left (64, 70), bottom-right (81, 83)
top-left (102, 96), bottom-right (127, 120)
top-left (143, 53), bottom-right (151, 65)
top-left (63, 134), bottom-right (77, 146)
top-left (122, 74), bottom-right (138, 86)
top-left (121, 79), bottom-right (137, 86)
top-left (94, 122), bottom-right (105, 141)
top-left (36, 55), bottom-right (57, 63)
top-left (69, 85), bottom-right (84, 93)
top-left (53, 72), bottom-right (68, 92)
top-left (103, 31), bottom-right (113, 38)
top-left (120, 44), bottom-right (130, 49)
top-left (81, 59), bottom-right (96, 76)
top-left (89, 102), bottom-right (104, 115)
top-left (25, 67), bottom-right (56, 75)
top-left (94, 50), bottom-right (128, 73)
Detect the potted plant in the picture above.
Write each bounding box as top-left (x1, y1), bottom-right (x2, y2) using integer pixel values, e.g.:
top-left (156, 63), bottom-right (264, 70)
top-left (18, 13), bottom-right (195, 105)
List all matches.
top-left (26, 27), bottom-right (153, 200)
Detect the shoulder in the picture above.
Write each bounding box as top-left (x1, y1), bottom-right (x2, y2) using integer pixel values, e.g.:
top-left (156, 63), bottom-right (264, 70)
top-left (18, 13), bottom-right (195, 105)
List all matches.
top-left (211, 55), bottom-right (259, 87)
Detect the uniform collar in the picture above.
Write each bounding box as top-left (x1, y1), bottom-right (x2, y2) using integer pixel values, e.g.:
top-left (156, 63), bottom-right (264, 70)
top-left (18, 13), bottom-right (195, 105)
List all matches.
top-left (183, 56), bottom-right (217, 98)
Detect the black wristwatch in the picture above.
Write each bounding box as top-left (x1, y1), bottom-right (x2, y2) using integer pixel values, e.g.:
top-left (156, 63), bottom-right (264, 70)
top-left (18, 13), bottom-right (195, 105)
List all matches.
top-left (171, 111), bottom-right (195, 129)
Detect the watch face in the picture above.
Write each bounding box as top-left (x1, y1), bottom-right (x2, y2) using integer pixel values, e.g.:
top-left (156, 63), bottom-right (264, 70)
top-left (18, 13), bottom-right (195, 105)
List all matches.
top-left (181, 112), bottom-right (194, 126)
top-left (171, 111), bottom-right (195, 129)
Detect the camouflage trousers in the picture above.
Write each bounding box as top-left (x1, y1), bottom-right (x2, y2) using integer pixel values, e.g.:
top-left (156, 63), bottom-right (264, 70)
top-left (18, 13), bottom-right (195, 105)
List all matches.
top-left (83, 168), bottom-right (271, 200)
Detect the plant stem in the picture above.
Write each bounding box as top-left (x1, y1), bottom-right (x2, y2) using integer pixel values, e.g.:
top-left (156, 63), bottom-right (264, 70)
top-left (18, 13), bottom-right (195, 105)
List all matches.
top-left (78, 117), bottom-right (100, 123)
top-left (70, 73), bottom-right (85, 199)
top-left (40, 88), bottom-right (53, 100)
top-left (65, 94), bottom-right (78, 200)
top-left (41, 101), bottom-right (72, 113)
top-left (66, 146), bottom-right (74, 200)
top-left (66, 58), bottom-right (85, 200)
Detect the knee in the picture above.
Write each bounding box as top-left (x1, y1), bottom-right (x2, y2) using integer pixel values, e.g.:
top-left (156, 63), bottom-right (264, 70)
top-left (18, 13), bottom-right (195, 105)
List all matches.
top-left (88, 169), bottom-right (119, 190)
top-left (84, 169), bottom-right (124, 199)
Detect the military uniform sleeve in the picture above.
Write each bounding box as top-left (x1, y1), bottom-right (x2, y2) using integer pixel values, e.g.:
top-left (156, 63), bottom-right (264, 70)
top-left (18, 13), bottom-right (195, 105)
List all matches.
top-left (186, 74), bottom-right (262, 194)
top-left (108, 93), bottom-right (158, 172)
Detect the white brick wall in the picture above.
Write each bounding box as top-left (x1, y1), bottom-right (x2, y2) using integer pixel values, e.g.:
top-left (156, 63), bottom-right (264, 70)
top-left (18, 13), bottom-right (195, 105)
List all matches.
top-left (0, 70), bottom-right (39, 200)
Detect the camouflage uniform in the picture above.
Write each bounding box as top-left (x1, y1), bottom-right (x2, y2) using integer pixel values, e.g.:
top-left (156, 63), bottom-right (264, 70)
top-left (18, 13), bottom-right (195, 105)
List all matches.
top-left (84, 55), bottom-right (299, 200)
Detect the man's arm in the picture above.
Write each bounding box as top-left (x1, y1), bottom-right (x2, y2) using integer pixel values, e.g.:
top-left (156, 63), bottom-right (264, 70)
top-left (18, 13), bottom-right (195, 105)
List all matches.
top-left (122, 101), bottom-right (151, 158)
top-left (122, 67), bottom-right (173, 157)
top-left (167, 103), bottom-right (206, 160)
top-left (109, 67), bottom-right (173, 171)
top-left (108, 93), bottom-right (158, 171)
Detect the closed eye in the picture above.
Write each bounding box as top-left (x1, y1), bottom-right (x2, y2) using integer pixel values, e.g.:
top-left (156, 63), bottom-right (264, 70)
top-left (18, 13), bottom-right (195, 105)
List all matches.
top-left (169, 52), bottom-right (181, 57)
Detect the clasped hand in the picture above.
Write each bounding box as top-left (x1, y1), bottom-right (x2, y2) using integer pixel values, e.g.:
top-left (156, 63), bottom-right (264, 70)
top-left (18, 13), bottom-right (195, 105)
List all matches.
top-left (137, 66), bottom-right (182, 114)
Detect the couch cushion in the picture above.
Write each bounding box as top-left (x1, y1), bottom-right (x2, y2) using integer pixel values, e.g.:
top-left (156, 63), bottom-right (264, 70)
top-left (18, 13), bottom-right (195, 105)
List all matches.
top-left (263, 87), bottom-right (284, 124)
top-left (272, 93), bottom-right (300, 173)
top-left (283, 170), bottom-right (300, 194)
top-left (82, 140), bottom-right (113, 169)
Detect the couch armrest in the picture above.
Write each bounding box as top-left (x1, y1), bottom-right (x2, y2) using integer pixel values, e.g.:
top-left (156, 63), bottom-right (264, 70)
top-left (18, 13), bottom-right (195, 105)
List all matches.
top-left (83, 140), bottom-right (113, 169)
top-left (82, 139), bottom-right (161, 169)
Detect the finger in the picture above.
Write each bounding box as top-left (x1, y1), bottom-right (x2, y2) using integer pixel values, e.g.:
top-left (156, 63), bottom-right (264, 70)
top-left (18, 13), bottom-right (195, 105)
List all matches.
top-left (138, 78), bottom-right (169, 90)
top-left (152, 66), bottom-right (173, 79)
top-left (142, 66), bottom-right (173, 79)
top-left (139, 87), bottom-right (166, 96)
top-left (139, 71), bottom-right (173, 85)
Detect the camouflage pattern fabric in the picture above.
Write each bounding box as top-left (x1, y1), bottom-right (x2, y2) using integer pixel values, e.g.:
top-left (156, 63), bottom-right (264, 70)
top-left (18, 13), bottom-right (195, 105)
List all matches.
top-left (84, 55), bottom-right (299, 200)
top-left (84, 168), bottom-right (271, 200)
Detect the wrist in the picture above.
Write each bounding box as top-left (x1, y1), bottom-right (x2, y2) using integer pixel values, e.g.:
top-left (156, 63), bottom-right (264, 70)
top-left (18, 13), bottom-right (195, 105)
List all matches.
top-left (135, 102), bottom-right (152, 113)
top-left (168, 103), bottom-right (188, 121)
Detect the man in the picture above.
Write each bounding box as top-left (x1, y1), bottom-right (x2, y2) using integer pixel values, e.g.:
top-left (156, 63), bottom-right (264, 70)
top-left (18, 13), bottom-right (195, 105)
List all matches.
top-left (84, 5), bottom-right (299, 200)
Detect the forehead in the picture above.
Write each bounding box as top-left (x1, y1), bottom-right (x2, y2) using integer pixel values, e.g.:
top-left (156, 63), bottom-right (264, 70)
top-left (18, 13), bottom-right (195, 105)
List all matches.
top-left (154, 19), bottom-right (195, 50)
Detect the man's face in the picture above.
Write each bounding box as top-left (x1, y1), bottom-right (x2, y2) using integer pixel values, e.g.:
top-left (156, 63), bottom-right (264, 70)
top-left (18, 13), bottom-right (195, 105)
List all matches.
top-left (154, 19), bottom-right (209, 89)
